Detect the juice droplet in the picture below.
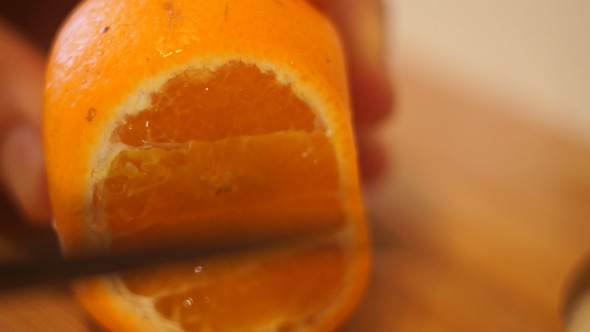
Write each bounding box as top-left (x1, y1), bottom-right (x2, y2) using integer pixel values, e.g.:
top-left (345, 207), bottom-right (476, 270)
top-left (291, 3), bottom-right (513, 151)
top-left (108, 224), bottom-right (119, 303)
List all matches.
top-left (183, 298), bottom-right (194, 308)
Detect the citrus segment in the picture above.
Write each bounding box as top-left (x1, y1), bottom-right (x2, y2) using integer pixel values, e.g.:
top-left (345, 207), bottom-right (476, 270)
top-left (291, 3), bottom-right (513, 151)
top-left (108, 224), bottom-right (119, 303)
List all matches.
top-left (113, 62), bottom-right (319, 146)
top-left (89, 61), bottom-right (344, 251)
top-left (97, 131), bottom-right (344, 251)
top-left (121, 240), bottom-right (348, 331)
top-left (77, 234), bottom-right (368, 332)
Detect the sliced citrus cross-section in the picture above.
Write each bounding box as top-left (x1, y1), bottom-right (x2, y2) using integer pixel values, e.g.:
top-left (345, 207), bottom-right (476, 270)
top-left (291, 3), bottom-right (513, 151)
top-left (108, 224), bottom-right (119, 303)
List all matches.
top-left (92, 61), bottom-right (346, 252)
top-left (44, 0), bottom-right (370, 331)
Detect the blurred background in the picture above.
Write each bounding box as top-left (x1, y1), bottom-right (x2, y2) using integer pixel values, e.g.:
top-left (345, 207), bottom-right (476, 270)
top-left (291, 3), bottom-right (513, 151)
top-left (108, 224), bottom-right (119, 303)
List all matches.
top-left (343, 0), bottom-right (590, 330)
top-left (1, 0), bottom-right (590, 331)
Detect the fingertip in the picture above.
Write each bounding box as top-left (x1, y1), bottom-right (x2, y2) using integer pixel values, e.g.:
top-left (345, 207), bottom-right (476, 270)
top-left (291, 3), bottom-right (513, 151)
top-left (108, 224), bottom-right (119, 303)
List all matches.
top-left (23, 173), bottom-right (52, 227)
top-left (0, 124), bottom-right (52, 227)
top-left (356, 134), bottom-right (388, 185)
top-left (323, 0), bottom-right (393, 126)
top-left (350, 65), bottom-right (394, 127)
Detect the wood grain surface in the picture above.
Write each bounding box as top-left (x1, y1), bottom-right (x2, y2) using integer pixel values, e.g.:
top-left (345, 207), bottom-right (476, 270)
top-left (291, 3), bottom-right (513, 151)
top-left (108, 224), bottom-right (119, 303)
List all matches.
top-left (1, 67), bottom-right (589, 331)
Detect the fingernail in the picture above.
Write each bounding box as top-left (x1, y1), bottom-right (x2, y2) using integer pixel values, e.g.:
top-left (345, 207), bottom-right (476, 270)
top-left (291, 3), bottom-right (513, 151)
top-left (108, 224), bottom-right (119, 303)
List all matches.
top-left (1, 124), bottom-right (51, 223)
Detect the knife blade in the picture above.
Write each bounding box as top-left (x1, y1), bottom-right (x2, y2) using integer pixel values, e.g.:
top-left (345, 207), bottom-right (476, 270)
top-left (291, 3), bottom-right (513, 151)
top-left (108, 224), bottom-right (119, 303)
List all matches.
top-left (0, 218), bottom-right (399, 293)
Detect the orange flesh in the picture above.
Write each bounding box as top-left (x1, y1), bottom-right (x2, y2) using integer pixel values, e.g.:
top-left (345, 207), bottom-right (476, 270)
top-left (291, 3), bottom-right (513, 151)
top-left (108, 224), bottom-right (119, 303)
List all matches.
top-left (92, 61), bottom-right (350, 329)
top-left (120, 243), bottom-right (347, 331)
top-left (113, 62), bottom-right (318, 145)
top-left (93, 61), bottom-right (344, 249)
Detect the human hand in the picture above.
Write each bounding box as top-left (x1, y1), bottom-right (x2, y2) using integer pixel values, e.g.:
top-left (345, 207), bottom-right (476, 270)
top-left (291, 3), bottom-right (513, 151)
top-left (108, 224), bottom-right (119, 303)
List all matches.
top-left (0, 0), bottom-right (392, 226)
top-left (310, 0), bottom-right (393, 182)
top-left (0, 20), bottom-right (50, 225)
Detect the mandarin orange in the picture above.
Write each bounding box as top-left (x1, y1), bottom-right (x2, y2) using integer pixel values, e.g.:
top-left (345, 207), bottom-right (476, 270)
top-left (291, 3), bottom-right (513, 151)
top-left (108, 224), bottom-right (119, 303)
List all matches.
top-left (44, 0), bottom-right (370, 331)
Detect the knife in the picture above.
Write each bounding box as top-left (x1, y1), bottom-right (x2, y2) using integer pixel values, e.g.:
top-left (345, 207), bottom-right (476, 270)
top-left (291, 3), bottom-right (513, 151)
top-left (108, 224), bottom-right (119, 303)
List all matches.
top-left (0, 227), bottom-right (397, 293)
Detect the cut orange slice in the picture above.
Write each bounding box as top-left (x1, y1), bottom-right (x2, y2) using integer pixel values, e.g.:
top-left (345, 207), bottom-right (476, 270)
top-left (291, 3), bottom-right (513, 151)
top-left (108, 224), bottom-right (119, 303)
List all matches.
top-left (44, 0), bottom-right (370, 331)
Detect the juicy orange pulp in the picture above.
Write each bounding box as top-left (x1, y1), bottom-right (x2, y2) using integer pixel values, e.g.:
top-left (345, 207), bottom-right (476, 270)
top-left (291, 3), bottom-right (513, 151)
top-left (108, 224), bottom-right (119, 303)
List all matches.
top-left (117, 238), bottom-right (348, 331)
top-left (95, 62), bottom-right (344, 251)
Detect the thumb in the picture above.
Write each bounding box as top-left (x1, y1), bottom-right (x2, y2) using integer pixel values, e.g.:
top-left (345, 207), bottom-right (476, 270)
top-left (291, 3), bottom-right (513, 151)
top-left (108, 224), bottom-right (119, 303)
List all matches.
top-left (0, 19), bottom-right (51, 225)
